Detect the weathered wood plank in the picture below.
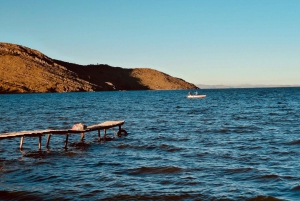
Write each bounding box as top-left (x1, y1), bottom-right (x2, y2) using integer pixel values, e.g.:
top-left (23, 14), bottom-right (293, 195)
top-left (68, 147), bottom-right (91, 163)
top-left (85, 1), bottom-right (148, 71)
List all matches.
top-left (0, 120), bottom-right (125, 140)
top-left (0, 129), bottom-right (53, 139)
top-left (50, 130), bottom-right (69, 134)
top-left (87, 120), bottom-right (125, 131)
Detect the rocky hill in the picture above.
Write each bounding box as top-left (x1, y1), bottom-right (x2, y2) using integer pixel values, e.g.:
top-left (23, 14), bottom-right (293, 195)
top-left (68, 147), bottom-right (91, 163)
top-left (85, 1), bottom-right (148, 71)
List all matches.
top-left (0, 42), bottom-right (198, 93)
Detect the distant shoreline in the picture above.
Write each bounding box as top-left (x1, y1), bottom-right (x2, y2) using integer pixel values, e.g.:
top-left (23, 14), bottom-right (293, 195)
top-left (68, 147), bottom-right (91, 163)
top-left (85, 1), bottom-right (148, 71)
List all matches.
top-left (197, 85), bottom-right (300, 89)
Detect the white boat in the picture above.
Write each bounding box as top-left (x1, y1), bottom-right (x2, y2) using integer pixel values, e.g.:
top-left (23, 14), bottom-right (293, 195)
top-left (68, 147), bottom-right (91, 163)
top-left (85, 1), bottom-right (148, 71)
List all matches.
top-left (186, 94), bottom-right (206, 99)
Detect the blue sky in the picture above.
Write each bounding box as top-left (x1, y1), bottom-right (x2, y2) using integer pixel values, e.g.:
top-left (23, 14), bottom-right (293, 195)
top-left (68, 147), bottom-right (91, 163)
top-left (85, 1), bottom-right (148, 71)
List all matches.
top-left (1, 0), bottom-right (299, 86)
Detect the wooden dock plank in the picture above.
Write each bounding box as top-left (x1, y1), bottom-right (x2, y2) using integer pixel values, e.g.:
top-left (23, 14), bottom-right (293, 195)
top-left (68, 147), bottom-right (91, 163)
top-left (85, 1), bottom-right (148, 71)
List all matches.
top-left (87, 120), bottom-right (125, 131)
top-left (0, 129), bottom-right (52, 139)
top-left (0, 120), bottom-right (127, 150)
top-left (0, 120), bottom-right (125, 139)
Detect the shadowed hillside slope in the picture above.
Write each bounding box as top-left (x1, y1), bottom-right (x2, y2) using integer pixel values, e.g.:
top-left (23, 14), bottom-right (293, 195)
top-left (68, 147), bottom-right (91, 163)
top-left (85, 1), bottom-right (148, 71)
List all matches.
top-left (0, 43), bottom-right (198, 93)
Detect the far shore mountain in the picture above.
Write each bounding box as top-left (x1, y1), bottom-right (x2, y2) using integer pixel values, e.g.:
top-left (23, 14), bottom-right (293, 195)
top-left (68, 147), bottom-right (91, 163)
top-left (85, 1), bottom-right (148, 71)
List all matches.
top-left (197, 84), bottom-right (300, 89)
top-left (0, 42), bottom-right (198, 94)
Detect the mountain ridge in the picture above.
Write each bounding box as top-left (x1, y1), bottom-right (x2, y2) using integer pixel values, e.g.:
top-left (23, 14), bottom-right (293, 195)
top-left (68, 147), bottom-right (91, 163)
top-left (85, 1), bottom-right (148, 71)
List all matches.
top-left (0, 42), bottom-right (198, 93)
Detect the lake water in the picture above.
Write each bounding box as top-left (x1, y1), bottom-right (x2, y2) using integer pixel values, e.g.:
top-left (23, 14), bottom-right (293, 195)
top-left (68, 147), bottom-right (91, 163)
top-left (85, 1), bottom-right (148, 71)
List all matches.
top-left (0, 88), bottom-right (300, 201)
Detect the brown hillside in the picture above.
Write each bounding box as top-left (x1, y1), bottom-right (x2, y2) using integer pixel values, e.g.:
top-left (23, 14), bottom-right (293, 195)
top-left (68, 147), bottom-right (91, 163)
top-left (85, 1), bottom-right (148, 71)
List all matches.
top-left (131, 68), bottom-right (196, 90)
top-left (0, 43), bottom-right (98, 93)
top-left (0, 42), bottom-right (198, 93)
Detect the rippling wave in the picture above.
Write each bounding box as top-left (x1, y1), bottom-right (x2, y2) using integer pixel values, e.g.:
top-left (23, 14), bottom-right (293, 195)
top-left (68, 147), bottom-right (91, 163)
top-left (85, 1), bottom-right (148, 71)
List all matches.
top-left (128, 166), bottom-right (183, 175)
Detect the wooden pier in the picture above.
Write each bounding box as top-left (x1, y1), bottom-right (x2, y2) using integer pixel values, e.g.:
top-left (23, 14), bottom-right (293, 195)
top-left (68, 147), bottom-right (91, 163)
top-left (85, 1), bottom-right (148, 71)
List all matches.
top-left (0, 120), bottom-right (127, 150)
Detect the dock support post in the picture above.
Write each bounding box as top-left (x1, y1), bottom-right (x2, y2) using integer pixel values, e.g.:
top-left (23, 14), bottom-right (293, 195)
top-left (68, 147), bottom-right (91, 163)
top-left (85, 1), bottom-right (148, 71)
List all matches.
top-left (38, 135), bottom-right (42, 150)
top-left (46, 134), bottom-right (51, 148)
top-left (65, 134), bottom-right (69, 149)
top-left (80, 132), bottom-right (85, 142)
top-left (98, 130), bottom-right (101, 142)
top-left (20, 136), bottom-right (24, 149)
top-left (104, 129), bottom-right (107, 140)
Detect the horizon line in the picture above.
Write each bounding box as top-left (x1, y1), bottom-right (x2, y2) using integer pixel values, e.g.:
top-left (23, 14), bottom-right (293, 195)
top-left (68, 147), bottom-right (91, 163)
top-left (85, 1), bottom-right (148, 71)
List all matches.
top-left (196, 84), bottom-right (300, 89)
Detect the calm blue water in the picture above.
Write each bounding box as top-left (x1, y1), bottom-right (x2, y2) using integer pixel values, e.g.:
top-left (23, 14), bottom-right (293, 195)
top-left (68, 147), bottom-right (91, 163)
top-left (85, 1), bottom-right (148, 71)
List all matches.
top-left (1, 88), bottom-right (300, 201)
